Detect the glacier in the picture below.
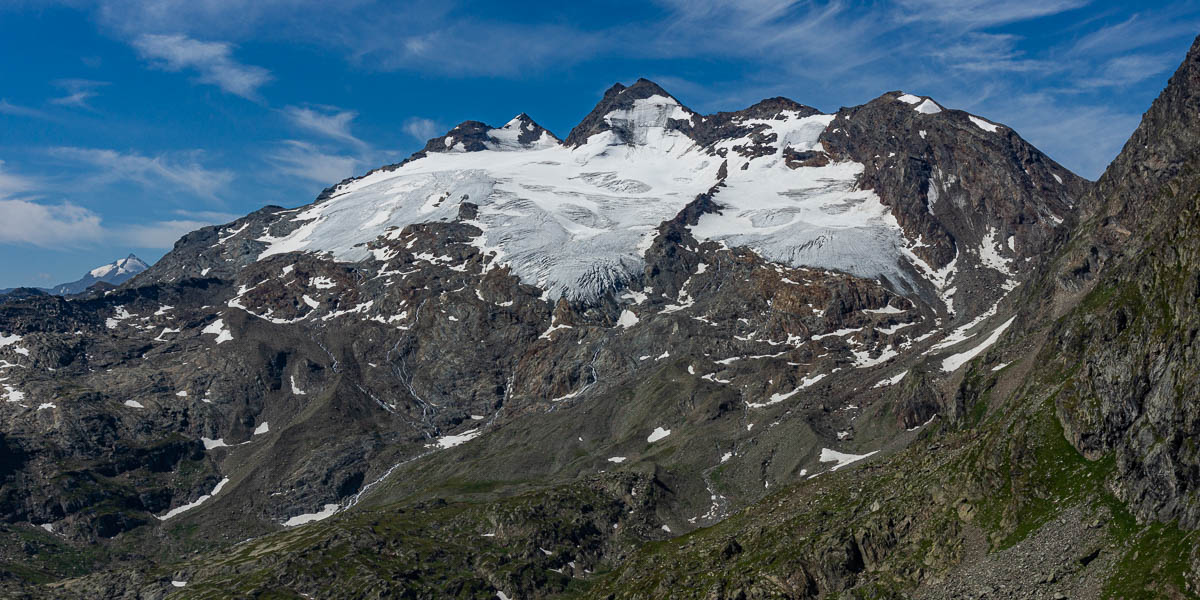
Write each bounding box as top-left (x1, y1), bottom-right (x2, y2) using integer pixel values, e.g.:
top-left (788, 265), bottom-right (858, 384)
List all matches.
top-left (253, 94), bottom-right (917, 301)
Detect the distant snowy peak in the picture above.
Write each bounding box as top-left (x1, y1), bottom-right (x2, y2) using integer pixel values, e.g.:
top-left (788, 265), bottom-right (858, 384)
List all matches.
top-left (89, 254), bottom-right (149, 279)
top-left (51, 254), bottom-right (149, 295)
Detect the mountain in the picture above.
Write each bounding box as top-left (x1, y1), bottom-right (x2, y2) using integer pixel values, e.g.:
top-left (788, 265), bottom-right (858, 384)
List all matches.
top-left (0, 254), bottom-right (149, 298)
top-left (0, 38), bottom-right (1197, 598)
top-left (48, 254), bottom-right (149, 295)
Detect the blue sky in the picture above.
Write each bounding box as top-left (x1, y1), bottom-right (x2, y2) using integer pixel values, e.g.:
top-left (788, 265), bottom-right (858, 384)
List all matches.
top-left (0, 0), bottom-right (1196, 288)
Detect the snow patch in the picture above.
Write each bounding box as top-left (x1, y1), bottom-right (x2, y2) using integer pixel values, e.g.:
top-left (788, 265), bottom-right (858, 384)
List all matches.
top-left (616, 309), bottom-right (639, 328)
top-left (201, 319), bottom-right (233, 344)
top-left (436, 428), bottom-right (482, 449)
top-left (864, 304), bottom-right (905, 315)
top-left (747, 373), bottom-right (826, 408)
top-left (873, 370), bottom-right (908, 388)
top-left (647, 427), bottom-right (671, 443)
top-left (914, 99), bottom-right (942, 114)
top-left (201, 437), bottom-right (228, 450)
top-left (819, 448), bottom-right (877, 471)
top-left (941, 316), bottom-right (1015, 372)
top-left (969, 115), bottom-right (999, 133)
top-left (978, 228), bottom-right (1012, 274)
top-left (156, 477), bottom-right (229, 520)
top-left (283, 503), bottom-right (340, 527)
top-left (105, 306), bottom-right (134, 329)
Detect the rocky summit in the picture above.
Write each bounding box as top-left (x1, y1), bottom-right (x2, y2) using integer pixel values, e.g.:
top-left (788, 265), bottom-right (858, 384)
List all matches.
top-left (2, 36), bottom-right (1200, 600)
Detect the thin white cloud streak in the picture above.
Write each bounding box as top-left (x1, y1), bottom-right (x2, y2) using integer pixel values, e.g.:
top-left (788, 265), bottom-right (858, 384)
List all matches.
top-left (1072, 53), bottom-right (1180, 89)
top-left (265, 140), bottom-right (359, 185)
top-left (91, 0), bottom-right (368, 39)
top-left (893, 0), bottom-right (1091, 29)
top-left (1071, 11), bottom-right (1200, 57)
top-left (283, 105), bottom-right (367, 148)
top-left (401, 117), bottom-right (439, 141)
top-left (132, 33), bottom-right (271, 99)
top-left (0, 99), bottom-right (51, 119)
top-left (49, 79), bottom-right (109, 109)
top-left (344, 20), bottom-right (611, 77)
top-left (47, 146), bottom-right (234, 201)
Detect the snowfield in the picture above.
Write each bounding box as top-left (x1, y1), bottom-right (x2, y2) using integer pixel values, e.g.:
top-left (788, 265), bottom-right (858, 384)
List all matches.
top-left (246, 95), bottom-right (931, 301)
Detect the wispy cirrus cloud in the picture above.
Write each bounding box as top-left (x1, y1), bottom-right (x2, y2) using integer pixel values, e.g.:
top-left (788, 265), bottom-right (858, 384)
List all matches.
top-left (49, 79), bottom-right (110, 109)
top-left (265, 140), bottom-right (360, 185)
top-left (47, 146), bottom-right (234, 201)
top-left (401, 117), bottom-right (440, 142)
top-left (0, 99), bottom-right (51, 120)
top-left (1070, 10), bottom-right (1200, 57)
top-left (131, 33), bottom-right (271, 99)
top-left (283, 105), bottom-right (367, 149)
top-left (90, 0), bottom-right (361, 39)
top-left (893, 0), bottom-right (1091, 28)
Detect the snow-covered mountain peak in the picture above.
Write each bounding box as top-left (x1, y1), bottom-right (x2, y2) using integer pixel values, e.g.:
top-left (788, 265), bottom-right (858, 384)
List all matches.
top-left (731, 97), bottom-right (822, 121)
top-left (46, 254), bottom-right (149, 295)
top-left (426, 115), bottom-right (560, 155)
top-left (89, 254), bottom-right (147, 279)
top-left (564, 78), bottom-right (700, 147)
top-left (595, 93), bottom-right (694, 148)
top-left (171, 78), bottom-right (1081, 314)
top-left (247, 90), bottom-right (912, 302)
top-left (488, 113), bottom-right (560, 150)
